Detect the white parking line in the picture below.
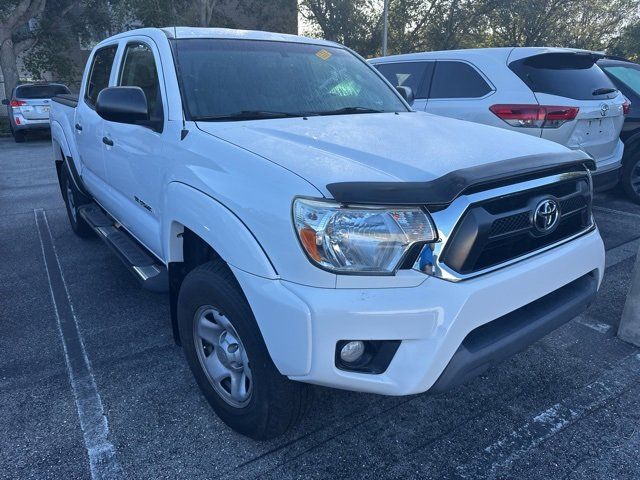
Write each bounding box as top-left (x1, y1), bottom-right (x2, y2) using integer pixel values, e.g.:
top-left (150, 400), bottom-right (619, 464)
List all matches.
top-left (455, 353), bottom-right (640, 479)
top-left (34, 209), bottom-right (122, 480)
top-left (574, 315), bottom-right (612, 334)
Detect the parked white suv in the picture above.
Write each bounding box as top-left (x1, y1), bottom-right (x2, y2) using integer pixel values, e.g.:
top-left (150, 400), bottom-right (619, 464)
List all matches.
top-left (371, 48), bottom-right (628, 191)
top-left (50, 29), bottom-right (604, 439)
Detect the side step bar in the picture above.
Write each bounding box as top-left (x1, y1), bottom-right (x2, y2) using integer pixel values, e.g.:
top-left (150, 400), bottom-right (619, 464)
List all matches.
top-left (78, 204), bottom-right (168, 292)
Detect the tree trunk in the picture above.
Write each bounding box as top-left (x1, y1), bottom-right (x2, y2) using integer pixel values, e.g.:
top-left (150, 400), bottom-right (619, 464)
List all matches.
top-left (0, 38), bottom-right (19, 100)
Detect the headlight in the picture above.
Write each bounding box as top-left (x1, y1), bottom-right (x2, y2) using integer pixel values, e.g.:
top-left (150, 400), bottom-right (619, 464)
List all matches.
top-left (293, 198), bottom-right (437, 274)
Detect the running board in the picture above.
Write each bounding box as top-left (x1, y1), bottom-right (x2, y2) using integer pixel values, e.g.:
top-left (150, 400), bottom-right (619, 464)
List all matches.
top-left (78, 204), bottom-right (168, 292)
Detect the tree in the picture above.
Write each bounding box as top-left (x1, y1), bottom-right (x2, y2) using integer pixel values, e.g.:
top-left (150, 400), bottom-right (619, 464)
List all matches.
top-left (0, 0), bottom-right (46, 99)
top-left (609, 22), bottom-right (640, 60)
top-left (300, 0), bottom-right (383, 56)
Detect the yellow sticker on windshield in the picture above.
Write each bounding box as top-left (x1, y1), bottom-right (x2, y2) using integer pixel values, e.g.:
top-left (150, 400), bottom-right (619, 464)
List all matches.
top-left (316, 49), bottom-right (332, 60)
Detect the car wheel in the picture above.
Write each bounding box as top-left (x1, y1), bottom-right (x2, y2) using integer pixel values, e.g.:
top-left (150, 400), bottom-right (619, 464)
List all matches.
top-left (13, 130), bottom-right (25, 143)
top-left (61, 166), bottom-right (93, 237)
top-left (622, 154), bottom-right (640, 204)
top-left (178, 260), bottom-right (310, 440)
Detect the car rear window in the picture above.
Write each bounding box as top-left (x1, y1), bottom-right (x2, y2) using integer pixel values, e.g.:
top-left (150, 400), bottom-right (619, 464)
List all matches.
top-left (429, 61), bottom-right (492, 99)
top-left (374, 62), bottom-right (433, 98)
top-left (15, 85), bottom-right (70, 99)
top-left (509, 53), bottom-right (618, 101)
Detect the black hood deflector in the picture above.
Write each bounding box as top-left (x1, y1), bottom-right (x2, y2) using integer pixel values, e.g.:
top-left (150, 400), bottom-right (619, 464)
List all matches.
top-left (326, 151), bottom-right (595, 207)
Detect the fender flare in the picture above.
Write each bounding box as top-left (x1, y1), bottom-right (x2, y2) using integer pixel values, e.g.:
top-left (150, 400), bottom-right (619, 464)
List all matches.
top-left (163, 181), bottom-right (277, 279)
top-left (50, 120), bottom-right (89, 197)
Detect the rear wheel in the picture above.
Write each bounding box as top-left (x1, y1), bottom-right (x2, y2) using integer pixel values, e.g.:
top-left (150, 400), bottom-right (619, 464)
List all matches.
top-left (621, 154), bottom-right (640, 204)
top-left (178, 260), bottom-right (310, 439)
top-left (61, 166), bottom-right (93, 237)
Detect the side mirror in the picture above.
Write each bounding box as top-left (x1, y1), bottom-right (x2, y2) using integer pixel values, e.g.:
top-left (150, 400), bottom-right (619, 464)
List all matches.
top-left (396, 86), bottom-right (415, 106)
top-left (1, 99), bottom-right (9, 106)
top-left (96, 86), bottom-right (149, 126)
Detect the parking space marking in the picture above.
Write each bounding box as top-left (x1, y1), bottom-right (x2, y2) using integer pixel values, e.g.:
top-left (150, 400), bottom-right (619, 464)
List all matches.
top-left (455, 353), bottom-right (640, 479)
top-left (34, 208), bottom-right (123, 480)
top-left (574, 316), bottom-right (612, 334)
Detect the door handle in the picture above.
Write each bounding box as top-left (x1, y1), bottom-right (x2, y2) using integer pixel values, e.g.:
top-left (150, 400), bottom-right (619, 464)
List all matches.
top-left (75, 123), bottom-right (82, 131)
top-left (102, 136), bottom-right (113, 147)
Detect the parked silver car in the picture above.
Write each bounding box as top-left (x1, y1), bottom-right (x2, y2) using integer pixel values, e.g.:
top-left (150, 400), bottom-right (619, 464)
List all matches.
top-left (2, 83), bottom-right (70, 142)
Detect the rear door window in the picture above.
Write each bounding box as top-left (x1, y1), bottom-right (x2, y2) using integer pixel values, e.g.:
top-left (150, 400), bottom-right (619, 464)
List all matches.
top-left (509, 53), bottom-right (618, 100)
top-left (429, 61), bottom-right (492, 99)
top-left (15, 85), bottom-right (70, 99)
top-left (601, 65), bottom-right (640, 96)
top-left (375, 62), bottom-right (433, 99)
top-left (85, 45), bottom-right (117, 107)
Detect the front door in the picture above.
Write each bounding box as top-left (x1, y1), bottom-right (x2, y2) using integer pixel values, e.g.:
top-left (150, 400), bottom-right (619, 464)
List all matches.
top-left (102, 40), bottom-right (167, 257)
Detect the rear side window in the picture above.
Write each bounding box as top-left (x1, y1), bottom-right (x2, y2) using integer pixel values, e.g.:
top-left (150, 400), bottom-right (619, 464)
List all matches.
top-left (375, 62), bottom-right (433, 98)
top-left (601, 65), bottom-right (640, 96)
top-left (430, 61), bottom-right (492, 99)
top-left (16, 85), bottom-right (70, 99)
top-left (119, 42), bottom-right (163, 121)
top-left (85, 46), bottom-right (117, 107)
top-left (510, 53), bottom-right (618, 101)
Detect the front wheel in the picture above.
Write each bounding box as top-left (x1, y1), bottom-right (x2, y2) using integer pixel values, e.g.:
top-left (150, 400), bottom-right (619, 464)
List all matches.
top-left (178, 260), bottom-right (310, 440)
top-left (621, 154), bottom-right (640, 204)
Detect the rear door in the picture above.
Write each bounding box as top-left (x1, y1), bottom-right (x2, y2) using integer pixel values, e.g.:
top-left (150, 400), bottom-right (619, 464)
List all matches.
top-left (75, 44), bottom-right (118, 196)
top-left (509, 52), bottom-right (625, 163)
top-left (374, 61), bottom-right (433, 111)
top-left (424, 60), bottom-right (496, 123)
top-left (14, 85), bottom-right (69, 120)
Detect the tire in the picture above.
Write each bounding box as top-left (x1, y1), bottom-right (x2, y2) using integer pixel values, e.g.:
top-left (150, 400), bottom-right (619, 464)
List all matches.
top-left (178, 260), bottom-right (310, 440)
top-left (60, 166), bottom-right (93, 237)
top-left (13, 130), bottom-right (25, 143)
top-left (621, 153), bottom-right (640, 204)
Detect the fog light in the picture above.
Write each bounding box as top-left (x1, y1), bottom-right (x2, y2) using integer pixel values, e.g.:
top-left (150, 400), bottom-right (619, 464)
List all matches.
top-left (340, 341), bottom-right (365, 363)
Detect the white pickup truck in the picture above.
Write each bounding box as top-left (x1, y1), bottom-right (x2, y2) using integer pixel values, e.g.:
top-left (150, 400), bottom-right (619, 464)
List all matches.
top-left (50, 27), bottom-right (605, 439)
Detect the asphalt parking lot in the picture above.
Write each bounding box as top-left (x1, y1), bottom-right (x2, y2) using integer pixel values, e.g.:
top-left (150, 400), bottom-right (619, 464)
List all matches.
top-left (1, 136), bottom-right (640, 480)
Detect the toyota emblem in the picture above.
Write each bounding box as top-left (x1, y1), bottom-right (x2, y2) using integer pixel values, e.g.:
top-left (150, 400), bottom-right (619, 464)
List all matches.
top-left (600, 103), bottom-right (609, 117)
top-left (533, 199), bottom-right (560, 233)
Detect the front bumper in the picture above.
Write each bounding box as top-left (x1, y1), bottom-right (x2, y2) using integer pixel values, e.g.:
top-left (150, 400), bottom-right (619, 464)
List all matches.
top-left (233, 228), bottom-right (604, 396)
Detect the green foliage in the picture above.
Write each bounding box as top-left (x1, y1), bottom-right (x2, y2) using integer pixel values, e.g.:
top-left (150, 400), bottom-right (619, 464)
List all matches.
top-left (609, 22), bottom-right (640, 60)
top-left (301, 0), bottom-right (640, 58)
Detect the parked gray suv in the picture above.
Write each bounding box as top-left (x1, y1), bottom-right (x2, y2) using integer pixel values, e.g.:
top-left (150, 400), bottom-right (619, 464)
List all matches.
top-left (2, 83), bottom-right (70, 142)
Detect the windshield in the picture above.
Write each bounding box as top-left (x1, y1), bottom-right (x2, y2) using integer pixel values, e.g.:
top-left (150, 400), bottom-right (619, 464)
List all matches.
top-left (602, 65), bottom-right (640, 96)
top-left (15, 84), bottom-right (70, 99)
top-left (172, 39), bottom-right (407, 120)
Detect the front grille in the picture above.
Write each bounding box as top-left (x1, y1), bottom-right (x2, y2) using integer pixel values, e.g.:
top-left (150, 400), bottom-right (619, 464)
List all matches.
top-left (441, 176), bottom-right (592, 275)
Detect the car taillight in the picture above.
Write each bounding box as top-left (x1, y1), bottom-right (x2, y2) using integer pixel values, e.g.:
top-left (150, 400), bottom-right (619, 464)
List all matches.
top-left (490, 104), bottom-right (579, 129)
top-left (10, 100), bottom-right (25, 107)
top-left (623, 100), bottom-right (631, 115)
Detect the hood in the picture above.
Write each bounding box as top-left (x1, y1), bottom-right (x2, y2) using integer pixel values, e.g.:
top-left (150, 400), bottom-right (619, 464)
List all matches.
top-left (196, 111), bottom-right (574, 197)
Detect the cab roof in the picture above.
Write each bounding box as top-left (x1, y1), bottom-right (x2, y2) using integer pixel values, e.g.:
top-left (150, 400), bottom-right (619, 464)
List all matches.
top-left (100, 26), bottom-right (338, 48)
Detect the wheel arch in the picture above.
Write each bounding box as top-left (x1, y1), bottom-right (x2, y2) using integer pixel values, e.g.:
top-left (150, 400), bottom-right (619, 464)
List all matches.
top-left (163, 182), bottom-right (278, 345)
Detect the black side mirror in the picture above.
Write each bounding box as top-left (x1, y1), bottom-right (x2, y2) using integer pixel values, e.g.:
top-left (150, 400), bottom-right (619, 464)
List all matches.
top-left (1, 99), bottom-right (9, 106)
top-left (396, 86), bottom-right (415, 106)
top-left (96, 86), bottom-right (149, 126)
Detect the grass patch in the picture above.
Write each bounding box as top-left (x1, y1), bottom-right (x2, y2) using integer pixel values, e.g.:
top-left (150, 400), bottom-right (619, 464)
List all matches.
top-left (0, 116), bottom-right (10, 135)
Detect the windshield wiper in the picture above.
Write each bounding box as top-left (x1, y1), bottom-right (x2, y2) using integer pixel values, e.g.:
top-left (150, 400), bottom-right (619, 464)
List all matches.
top-left (314, 106), bottom-right (385, 116)
top-left (193, 110), bottom-right (306, 121)
top-left (592, 87), bottom-right (617, 96)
